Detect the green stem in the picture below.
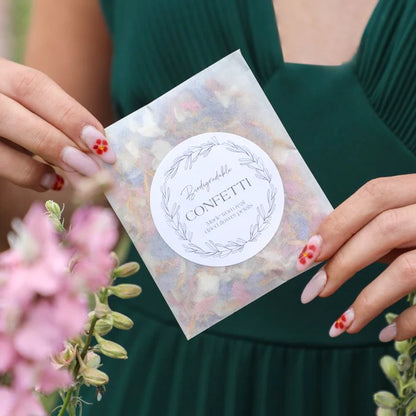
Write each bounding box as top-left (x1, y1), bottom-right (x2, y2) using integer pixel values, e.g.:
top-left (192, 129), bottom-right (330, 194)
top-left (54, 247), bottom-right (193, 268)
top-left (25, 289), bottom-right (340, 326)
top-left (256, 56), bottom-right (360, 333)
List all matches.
top-left (56, 316), bottom-right (99, 416)
top-left (57, 387), bottom-right (74, 416)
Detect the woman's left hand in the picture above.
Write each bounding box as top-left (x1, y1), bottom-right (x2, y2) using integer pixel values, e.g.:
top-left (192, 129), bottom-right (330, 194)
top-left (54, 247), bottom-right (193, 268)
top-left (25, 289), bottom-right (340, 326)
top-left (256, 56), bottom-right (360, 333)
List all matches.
top-left (298, 174), bottom-right (416, 342)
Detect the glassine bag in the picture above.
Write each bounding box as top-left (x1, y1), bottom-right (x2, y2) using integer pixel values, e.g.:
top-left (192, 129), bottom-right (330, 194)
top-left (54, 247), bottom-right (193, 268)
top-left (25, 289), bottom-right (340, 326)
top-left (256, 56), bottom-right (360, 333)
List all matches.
top-left (104, 50), bottom-right (333, 339)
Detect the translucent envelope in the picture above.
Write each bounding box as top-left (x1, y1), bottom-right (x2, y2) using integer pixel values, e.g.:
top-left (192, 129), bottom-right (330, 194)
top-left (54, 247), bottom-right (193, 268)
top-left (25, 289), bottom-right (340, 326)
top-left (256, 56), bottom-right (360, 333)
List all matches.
top-left (104, 51), bottom-right (333, 339)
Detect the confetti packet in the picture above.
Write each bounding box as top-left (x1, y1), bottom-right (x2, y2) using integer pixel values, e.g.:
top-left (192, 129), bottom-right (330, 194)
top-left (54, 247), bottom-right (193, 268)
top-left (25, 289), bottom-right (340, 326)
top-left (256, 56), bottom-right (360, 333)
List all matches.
top-left (104, 50), bottom-right (333, 339)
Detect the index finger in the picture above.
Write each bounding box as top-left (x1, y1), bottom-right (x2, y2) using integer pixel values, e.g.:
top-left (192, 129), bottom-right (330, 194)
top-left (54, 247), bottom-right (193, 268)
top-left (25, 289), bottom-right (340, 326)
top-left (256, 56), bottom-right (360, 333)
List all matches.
top-left (0, 59), bottom-right (115, 164)
top-left (297, 175), bottom-right (416, 271)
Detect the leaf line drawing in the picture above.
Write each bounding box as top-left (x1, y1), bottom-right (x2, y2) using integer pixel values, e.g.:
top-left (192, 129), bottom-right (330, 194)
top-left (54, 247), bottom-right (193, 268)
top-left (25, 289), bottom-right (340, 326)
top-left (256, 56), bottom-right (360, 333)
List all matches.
top-left (160, 138), bottom-right (278, 258)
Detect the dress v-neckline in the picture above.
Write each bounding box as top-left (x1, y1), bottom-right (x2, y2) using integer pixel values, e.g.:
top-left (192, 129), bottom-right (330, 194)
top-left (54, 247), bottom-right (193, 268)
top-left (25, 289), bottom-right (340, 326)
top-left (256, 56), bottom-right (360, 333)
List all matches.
top-left (265, 0), bottom-right (383, 69)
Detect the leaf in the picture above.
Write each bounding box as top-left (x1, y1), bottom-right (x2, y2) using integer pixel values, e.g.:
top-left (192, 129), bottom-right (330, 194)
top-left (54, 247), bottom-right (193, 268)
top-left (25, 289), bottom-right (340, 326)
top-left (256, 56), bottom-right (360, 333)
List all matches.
top-left (255, 172), bottom-right (267, 181)
top-left (238, 157), bottom-right (254, 164)
top-left (201, 147), bottom-right (212, 157)
top-left (171, 203), bottom-right (179, 217)
top-left (259, 204), bottom-right (266, 219)
top-left (206, 240), bottom-right (218, 251)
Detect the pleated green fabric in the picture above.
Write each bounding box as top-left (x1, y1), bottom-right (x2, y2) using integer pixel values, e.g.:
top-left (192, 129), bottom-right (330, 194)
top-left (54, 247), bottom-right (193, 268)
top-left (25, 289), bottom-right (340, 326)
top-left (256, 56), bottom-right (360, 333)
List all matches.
top-left (83, 0), bottom-right (416, 414)
top-left (353, 0), bottom-right (416, 152)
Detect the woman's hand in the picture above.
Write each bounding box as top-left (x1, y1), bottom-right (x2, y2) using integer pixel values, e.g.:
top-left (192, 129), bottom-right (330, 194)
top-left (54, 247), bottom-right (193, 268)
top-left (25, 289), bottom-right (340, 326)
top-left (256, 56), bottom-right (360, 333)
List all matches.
top-left (0, 58), bottom-right (116, 192)
top-left (298, 174), bottom-right (416, 342)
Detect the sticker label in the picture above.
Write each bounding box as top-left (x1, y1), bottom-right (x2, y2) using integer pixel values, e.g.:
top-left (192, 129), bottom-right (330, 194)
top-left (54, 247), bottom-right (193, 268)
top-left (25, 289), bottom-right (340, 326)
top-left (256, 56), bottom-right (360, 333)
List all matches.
top-left (150, 132), bottom-right (285, 266)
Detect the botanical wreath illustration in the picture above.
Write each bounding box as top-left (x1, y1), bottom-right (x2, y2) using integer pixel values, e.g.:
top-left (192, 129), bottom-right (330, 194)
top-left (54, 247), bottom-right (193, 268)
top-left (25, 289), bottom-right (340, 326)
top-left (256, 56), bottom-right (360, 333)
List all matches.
top-left (160, 138), bottom-right (277, 258)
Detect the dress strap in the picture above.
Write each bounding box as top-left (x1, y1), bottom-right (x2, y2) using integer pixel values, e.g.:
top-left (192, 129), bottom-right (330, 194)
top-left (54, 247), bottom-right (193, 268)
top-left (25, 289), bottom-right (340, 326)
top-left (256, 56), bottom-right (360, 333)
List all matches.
top-left (353, 0), bottom-right (416, 153)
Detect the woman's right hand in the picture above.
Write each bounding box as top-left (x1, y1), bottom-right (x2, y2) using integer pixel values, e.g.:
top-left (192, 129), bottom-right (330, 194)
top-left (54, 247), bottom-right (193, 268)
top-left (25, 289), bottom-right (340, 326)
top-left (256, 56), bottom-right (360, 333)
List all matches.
top-left (0, 58), bottom-right (116, 192)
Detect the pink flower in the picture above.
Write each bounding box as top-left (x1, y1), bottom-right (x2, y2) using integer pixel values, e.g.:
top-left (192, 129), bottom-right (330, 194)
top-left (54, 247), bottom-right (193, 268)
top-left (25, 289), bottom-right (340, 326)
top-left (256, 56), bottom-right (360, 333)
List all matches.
top-left (0, 204), bottom-right (70, 307)
top-left (13, 294), bottom-right (87, 362)
top-left (14, 300), bottom-right (68, 361)
top-left (69, 207), bottom-right (118, 255)
top-left (0, 389), bottom-right (46, 416)
top-left (0, 203), bottom-right (119, 414)
top-left (0, 388), bottom-right (17, 416)
top-left (0, 336), bottom-right (17, 373)
top-left (35, 363), bottom-right (73, 394)
top-left (68, 207), bottom-right (118, 291)
top-left (72, 255), bottom-right (115, 292)
top-left (13, 393), bottom-right (46, 416)
top-left (12, 359), bottom-right (72, 395)
top-left (0, 388), bottom-right (46, 416)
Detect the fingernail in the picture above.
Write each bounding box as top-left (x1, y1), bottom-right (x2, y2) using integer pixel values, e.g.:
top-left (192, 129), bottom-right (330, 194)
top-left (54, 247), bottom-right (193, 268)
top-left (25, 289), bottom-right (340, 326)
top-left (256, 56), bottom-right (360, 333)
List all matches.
top-left (40, 172), bottom-right (56, 190)
top-left (379, 323), bottom-right (397, 343)
top-left (301, 268), bottom-right (327, 304)
top-left (297, 235), bottom-right (322, 272)
top-left (61, 147), bottom-right (100, 177)
top-left (329, 308), bottom-right (354, 338)
top-left (81, 125), bottom-right (116, 164)
top-left (52, 174), bottom-right (65, 191)
top-left (40, 172), bottom-right (65, 191)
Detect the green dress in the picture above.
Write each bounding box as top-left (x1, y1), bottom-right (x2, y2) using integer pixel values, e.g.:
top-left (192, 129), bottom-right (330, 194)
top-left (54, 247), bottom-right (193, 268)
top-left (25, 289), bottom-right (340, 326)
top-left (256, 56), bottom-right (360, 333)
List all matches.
top-left (85, 0), bottom-right (416, 414)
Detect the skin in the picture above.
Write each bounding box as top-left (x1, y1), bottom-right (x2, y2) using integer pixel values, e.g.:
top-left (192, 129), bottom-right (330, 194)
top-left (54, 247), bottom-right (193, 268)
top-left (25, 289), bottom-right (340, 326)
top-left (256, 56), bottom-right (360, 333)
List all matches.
top-left (316, 175), bottom-right (416, 340)
top-left (0, 0), bottom-right (114, 248)
top-left (1, 0), bottom-right (414, 341)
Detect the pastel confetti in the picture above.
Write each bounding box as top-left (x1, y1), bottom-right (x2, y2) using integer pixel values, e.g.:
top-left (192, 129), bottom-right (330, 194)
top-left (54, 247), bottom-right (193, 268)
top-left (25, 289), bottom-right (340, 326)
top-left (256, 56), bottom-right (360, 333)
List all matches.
top-left (104, 51), bottom-right (333, 339)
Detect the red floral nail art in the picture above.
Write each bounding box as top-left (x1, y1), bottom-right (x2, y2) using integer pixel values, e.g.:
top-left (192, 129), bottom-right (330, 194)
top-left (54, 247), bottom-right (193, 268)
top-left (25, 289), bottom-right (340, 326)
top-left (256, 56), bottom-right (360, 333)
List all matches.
top-left (298, 243), bottom-right (317, 265)
top-left (93, 139), bottom-right (109, 155)
top-left (296, 235), bottom-right (322, 272)
top-left (329, 308), bottom-right (354, 337)
top-left (52, 175), bottom-right (65, 191)
top-left (334, 313), bottom-right (347, 330)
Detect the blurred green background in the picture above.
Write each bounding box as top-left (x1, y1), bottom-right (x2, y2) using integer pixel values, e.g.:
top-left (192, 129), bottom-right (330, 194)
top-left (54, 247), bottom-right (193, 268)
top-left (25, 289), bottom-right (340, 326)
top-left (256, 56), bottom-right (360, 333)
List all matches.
top-left (11, 0), bottom-right (32, 62)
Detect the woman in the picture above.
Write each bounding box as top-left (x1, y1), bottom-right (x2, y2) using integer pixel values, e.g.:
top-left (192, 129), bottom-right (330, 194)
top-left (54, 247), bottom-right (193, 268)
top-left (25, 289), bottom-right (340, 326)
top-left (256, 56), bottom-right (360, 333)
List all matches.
top-left (0, 0), bottom-right (415, 414)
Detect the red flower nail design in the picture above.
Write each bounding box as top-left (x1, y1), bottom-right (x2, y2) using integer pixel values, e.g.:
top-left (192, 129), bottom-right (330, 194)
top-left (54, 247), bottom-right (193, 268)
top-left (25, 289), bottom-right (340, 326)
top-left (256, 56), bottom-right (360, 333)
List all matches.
top-left (81, 125), bottom-right (116, 164)
top-left (296, 235), bottom-right (322, 271)
top-left (329, 309), bottom-right (354, 338)
top-left (93, 139), bottom-right (109, 155)
top-left (52, 174), bottom-right (65, 191)
top-left (298, 244), bottom-right (317, 265)
top-left (334, 313), bottom-right (347, 330)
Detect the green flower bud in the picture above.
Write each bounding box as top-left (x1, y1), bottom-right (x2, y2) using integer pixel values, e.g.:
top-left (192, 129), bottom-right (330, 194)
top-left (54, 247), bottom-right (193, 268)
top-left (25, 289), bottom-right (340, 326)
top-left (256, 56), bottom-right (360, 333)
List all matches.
top-left (94, 317), bottom-right (114, 336)
top-left (94, 295), bottom-right (111, 318)
top-left (376, 408), bottom-right (397, 416)
top-left (82, 367), bottom-right (109, 386)
top-left (394, 340), bottom-right (409, 354)
top-left (109, 284), bottom-right (142, 299)
top-left (45, 200), bottom-right (62, 219)
top-left (85, 351), bottom-right (101, 369)
top-left (374, 391), bottom-right (399, 409)
top-left (112, 311), bottom-right (134, 330)
top-left (385, 313), bottom-right (398, 325)
top-left (397, 354), bottom-right (412, 371)
top-left (380, 356), bottom-right (400, 382)
top-left (113, 262), bottom-right (141, 278)
top-left (95, 334), bottom-right (128, 359)
top-left (45, 200), bottom-right (65, 232)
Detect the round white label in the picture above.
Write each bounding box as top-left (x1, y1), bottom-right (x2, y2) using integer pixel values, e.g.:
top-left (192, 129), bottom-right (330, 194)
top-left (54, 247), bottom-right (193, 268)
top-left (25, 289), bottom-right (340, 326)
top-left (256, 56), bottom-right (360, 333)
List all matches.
top-left (150, 132), bottom-right (285, 267)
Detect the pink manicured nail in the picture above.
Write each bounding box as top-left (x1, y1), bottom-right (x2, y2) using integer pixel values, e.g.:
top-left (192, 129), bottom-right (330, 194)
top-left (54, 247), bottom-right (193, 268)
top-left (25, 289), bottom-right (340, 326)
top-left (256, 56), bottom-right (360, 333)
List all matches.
top-left (40, 172), bottom-right (57, 190)
top-left (297, 235), bottom-right (322, 272)
top-left (81, 125), bottom-right (116, 164)
top-left (379, 323), bottom-right (397, 343)
top-left (301, 268), bottom-right (327, 304)
top-left (61, 147), bottom-right (100, 177)
top-left (329, 308), bottom-right (354, 338)
top-left (40, 172), bottom-right (65, 191)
